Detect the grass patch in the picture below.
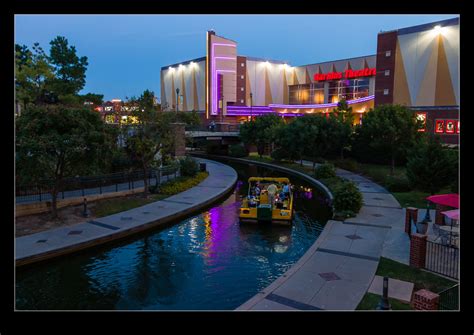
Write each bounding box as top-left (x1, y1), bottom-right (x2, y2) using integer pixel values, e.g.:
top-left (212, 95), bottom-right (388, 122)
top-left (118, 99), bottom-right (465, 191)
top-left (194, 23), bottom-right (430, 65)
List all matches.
top-left (356, 257), bottom-right (457, 310)
top-left (376, 257), bottom-right (456, 293)
top-left (356, 292), bottom-right (412, 310)
top-left (93, 172), bottom-right (209, 218)
top-left (392, 187), bottom-right (451, 209)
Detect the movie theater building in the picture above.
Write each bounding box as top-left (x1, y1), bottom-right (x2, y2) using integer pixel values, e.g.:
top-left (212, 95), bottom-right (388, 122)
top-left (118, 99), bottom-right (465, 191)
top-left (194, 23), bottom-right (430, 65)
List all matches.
top-left (160, 17), bottom-right (459, 143)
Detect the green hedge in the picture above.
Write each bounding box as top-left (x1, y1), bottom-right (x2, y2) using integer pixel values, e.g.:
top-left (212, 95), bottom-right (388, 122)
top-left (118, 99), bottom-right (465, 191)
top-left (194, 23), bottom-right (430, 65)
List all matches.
top-left (314, 163), bottom-right (337, 179)
top-left (228, 144), bottom-right (248, 158)
top-left (333, 179), bottom-right (363, 215)
top-left (150, 172), bottom-right (209, 195)
top-left (179, 156), bottom-right (198, 177)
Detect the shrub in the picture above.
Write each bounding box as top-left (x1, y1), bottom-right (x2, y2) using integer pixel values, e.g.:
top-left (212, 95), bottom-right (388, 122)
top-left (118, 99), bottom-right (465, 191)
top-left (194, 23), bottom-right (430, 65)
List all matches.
top-left (158, 172), bottom-right (208, 195)
top-left (271, 148), bottom-right (291, 161)
top-left (385, 176), bottom-right (412, 192)
top-left (148, 185), bottom-right (158, 194)
top-left (179, 156), bottom-right (198, 177)
top-left (228, 144), bottom-right (248, 158)
top-left (333, 180), bottom-right (363, 214)
top-left (314, 163), bottom-right (337, 179)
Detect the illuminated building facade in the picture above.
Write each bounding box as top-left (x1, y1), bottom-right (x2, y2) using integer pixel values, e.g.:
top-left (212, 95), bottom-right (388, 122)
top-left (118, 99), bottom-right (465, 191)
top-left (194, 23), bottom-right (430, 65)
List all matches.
top-left (160, 17), bottom-right (459, 143)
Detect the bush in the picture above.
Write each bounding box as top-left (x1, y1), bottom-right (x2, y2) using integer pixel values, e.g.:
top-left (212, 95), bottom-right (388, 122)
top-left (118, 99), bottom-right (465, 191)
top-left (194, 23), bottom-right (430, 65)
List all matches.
top-left (333, 180), bottom-right (363, 214)
top-left (179, 156), bottom-right (198, 177)
top-left (158, 172), bottom-right (208, 195)
top-left (314, 163), bottom-right (337, 179)
top-left (271, 148), bottom-right (291, 161)
top-left (385, 176), bottom-right (412, 192)
top-left (148, 185), bottom-right (158, 194)
top-left (228, 144), bottom-right (248, 157)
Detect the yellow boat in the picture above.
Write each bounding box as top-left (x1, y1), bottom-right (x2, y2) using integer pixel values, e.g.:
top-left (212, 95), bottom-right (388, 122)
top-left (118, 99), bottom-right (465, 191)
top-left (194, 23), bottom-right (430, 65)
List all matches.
top-left (239, 177), bottom-right (294, 225)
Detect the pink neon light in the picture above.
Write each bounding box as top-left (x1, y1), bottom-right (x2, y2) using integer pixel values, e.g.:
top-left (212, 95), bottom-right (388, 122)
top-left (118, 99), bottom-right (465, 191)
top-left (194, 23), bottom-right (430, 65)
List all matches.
top-left (269, 95), bottom-right (374, 109)
top-left (211, 42), bottom-right (236, 115)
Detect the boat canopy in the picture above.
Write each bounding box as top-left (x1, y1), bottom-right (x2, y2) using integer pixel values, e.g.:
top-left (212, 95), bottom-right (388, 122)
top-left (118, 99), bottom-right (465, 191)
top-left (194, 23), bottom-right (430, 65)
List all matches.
top-left (426, 193), bottom-right (459, 209)
top-left (248, 177), bottom-right (290, 184)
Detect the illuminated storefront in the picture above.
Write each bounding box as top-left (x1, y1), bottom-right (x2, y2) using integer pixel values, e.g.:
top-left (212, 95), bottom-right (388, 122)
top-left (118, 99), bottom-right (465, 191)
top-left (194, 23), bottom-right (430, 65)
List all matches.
top-left (160, 17), bottom-right (459, 143)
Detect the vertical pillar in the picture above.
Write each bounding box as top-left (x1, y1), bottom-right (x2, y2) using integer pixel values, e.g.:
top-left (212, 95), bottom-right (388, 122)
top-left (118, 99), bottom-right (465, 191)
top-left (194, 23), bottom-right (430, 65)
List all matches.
top-left (410, 233), bottom-right (427, 269)
top-left (412, 289), bottom-right (440, 310)
top-left (171, 122), bottom-right (186, 158)
top-left (405, 207), bottom-right (418, 235)
top-left (435, 204), bottom-right (448, 225)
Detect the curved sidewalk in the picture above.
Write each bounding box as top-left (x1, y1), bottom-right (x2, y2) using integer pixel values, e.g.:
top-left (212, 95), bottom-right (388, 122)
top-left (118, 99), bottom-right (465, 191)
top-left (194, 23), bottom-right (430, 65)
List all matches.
top-left (15, 158), bottom-right (237, 267)
top-left (237, 159), bottom-right (409, 311)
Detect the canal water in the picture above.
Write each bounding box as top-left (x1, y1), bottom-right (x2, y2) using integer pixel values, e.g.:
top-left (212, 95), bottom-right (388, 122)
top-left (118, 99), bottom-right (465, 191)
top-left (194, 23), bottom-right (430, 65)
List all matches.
top-left (15, 160), bottom-right (332, 310)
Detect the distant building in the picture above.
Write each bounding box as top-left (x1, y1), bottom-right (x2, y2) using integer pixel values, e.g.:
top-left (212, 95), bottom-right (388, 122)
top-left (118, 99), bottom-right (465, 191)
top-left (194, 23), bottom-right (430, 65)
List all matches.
top-left (161, 17), bottom-right (459, 144)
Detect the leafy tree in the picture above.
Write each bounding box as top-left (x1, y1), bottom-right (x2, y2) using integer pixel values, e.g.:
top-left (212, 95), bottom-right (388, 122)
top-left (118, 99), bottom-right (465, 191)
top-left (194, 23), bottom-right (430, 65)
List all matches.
top-left (16, 106), bottom-right (106, 218)
top-left (356, 104), bottom-right (421, 175)
top-left (15, 43), bottom-right (55, 108)
top-left (48, 36), bottom-right (89, 97)
top-left (330, 99), bottom-right (354, 159)
top-left (123, 90), bottom-right (174, 197)
top-left (274, 117), bottom-right (309, 165)
top-left (81, 93), bottom-right (104, 106)
top-left (239, 115), bottom-right (284, 157)
top-left (406, 135), bottom-right (457, 195)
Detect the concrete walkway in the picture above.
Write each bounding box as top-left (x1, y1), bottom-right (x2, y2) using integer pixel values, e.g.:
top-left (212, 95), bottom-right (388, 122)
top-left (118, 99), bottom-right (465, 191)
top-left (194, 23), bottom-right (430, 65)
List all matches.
top-left (237, 160), bottom-right (411, 311)
top-left (16, 158), bottom-right (237, 267)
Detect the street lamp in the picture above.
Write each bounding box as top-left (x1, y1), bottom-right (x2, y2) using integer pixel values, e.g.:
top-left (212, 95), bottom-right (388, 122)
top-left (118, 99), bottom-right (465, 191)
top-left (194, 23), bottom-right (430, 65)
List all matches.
top-left (176, 88), bottom-right (180, 113)
top-left (376, 276), bottom-right (391, 310)
top-left (250, 92), bottom-right (253, 121)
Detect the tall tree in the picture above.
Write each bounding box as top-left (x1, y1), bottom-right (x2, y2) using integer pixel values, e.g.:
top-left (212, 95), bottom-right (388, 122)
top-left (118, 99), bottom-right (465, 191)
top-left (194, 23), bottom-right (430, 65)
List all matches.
top-left (356, 104), bottom-right (421, 175)
top-left (15, 43), bottom-right (55, 109)
top-left (331, 99), bottom-right (354, 159)
top-left (406, 134), bottom-right (457, 195)
top-left (16, 106), bottom-right (106, 218)
top-left (239, 115), bottom-right (284, 157)
top-left (48, 36), bottom-right (88, 97)
top-left (123, 90), bottom-right (174, 197)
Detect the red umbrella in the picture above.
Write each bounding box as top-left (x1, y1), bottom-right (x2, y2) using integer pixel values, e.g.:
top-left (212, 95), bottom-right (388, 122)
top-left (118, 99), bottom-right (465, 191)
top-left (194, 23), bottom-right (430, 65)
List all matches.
top-left (426, 194), bottom-right (459, 209)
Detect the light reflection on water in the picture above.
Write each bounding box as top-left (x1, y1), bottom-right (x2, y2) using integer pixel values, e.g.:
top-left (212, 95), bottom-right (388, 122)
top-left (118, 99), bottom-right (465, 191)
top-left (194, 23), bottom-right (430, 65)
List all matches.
top-left (16, 161), bottom-right (332, 310)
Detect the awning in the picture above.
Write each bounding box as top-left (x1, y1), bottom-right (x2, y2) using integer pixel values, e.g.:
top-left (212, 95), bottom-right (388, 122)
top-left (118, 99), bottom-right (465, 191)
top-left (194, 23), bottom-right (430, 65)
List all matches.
top-left (441, 209), bottom-right (460, 220)
top-left (426, 194), bottom-right (459, 209)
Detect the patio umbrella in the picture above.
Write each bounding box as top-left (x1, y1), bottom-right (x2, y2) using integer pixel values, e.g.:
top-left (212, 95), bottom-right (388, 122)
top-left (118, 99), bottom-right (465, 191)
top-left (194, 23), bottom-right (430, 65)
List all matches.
top-left (426, 194), bottom-right (460, 209)
top-left (441, 209), bottom-right (460, 221)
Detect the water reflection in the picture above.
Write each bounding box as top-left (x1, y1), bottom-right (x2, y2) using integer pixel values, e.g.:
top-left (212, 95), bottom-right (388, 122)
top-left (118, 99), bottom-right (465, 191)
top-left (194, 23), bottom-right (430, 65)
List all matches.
top-left (16, 160), bottom-right (332, 310)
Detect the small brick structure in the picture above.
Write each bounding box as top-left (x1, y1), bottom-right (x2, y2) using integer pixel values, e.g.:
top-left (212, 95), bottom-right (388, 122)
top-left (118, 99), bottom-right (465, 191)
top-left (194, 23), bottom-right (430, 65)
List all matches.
top-left (405, 207), bottom-right (418, 235)
top-left (409, 233), bottom-right (427, 268)
top-left (412, 289), bottom-right (440, 310)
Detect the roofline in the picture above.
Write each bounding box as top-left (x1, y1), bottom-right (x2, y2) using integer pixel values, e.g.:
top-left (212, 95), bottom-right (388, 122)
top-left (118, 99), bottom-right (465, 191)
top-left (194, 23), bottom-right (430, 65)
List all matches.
top-left (295, 54), bottom-right (376, 68)
top-left (379, 17), bottom-right (459, 36)
top-left (161, 56), bottom-right (206, 70)
top-left (244, 56), bottom-right (288, 64)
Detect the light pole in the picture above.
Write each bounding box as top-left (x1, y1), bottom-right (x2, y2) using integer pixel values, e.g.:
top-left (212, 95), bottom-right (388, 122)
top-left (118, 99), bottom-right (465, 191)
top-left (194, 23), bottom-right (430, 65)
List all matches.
top-left (176, 88), bottom-right (180, 113)
top-left (250, 92), bottom-right (253, 121)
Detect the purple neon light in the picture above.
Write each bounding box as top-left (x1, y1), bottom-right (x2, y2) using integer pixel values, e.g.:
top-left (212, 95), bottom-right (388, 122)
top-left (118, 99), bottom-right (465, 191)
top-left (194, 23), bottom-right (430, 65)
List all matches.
top-left (211, 42), bottom-right (236, 116)
top-left (268, 95), bottom-right (374, 109)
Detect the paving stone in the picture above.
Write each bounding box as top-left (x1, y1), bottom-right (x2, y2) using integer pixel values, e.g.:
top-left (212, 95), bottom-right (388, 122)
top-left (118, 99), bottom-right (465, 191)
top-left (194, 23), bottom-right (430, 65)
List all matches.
top-left (319, 272), bottom-right (341, 281)
top-left (368, 276), bottom-right (414, 303)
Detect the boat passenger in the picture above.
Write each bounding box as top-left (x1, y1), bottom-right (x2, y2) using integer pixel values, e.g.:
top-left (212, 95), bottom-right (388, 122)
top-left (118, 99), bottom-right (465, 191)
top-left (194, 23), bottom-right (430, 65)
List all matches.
top-left (282, 183), bottom-right (290, 197)
top-left (267, 183), bottom-right (278, 206)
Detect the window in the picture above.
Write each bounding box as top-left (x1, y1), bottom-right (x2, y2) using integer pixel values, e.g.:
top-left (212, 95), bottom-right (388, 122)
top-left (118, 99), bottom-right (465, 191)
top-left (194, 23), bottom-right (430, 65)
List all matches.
top-left (383, 89), bottom-right (389, 95)
top-left (289, 83), bottom-right (324, 105)
top-left (435, 120), bottom-right (445, 133)
top-left (327, 78), bottom-right (370, 103)
top-left (445, 120), bottom-right (456, 134)
top-left (416, 112), bottom-right (427, 132)
top-left (385, 50), bottom-right (391, 57)
top-left (385, 70), bottom-right (390, 76)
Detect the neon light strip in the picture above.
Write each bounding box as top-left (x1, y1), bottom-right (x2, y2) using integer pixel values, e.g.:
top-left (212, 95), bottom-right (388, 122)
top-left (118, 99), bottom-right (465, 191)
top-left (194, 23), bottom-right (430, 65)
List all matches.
top-left (268, 95), bottom-right (375, 109)
top-left (211, 42), bottom-right (236, 115)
